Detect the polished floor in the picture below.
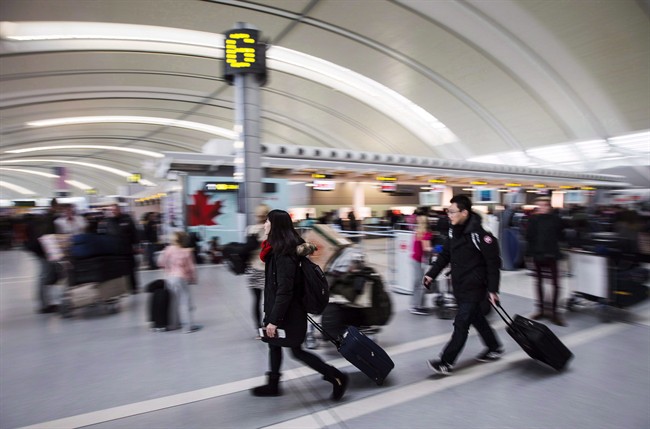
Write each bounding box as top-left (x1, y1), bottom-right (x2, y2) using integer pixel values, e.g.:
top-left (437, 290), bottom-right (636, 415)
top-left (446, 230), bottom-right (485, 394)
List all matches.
top-left (1, 239), bottom-right (649, 429)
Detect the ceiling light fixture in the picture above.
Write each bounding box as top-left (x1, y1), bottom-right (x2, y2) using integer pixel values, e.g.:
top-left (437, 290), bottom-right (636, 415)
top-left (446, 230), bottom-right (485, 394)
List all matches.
top-left (0, 167), bottom-right (58, 178)
top-left (0, 168), bottom-right (94, 190)
top-left (0, 180), bottom-right (36, 195)
top-left (6, 145), bottom-right (164, 158)
top-left (64, 180), bottom-right (93, 191)
top-left (25, 116), bottom-right (238, 140)
top-left (0, 159), bottom-right (156, 186)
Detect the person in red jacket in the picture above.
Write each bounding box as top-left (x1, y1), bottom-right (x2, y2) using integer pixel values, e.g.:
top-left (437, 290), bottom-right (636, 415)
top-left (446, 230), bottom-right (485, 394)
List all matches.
top-left (423, 195), bottom-right (503, 376)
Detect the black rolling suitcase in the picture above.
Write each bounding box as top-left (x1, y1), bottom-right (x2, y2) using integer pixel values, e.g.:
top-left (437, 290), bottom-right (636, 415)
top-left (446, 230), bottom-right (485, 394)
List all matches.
top-left (307, 315), bottom-right (394, 385)
top-left (146, 280), bottom-right (169, 329)
top-left (492, 302), bottom-right (573, 371)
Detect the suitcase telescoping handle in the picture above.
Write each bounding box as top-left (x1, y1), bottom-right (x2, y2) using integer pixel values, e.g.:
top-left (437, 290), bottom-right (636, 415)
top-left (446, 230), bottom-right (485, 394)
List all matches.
top-left (490, 301), bottom-right (515, 327)
top-left (306, 314), bottom-right (342, 348)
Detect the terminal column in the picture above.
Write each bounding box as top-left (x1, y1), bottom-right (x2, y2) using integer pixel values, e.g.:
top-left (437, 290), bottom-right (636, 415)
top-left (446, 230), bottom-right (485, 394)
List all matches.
top-left (224, 23), bottom-right (268, 231)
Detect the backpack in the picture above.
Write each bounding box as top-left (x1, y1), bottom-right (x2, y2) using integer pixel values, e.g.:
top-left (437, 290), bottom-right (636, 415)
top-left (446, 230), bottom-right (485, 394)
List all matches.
top-left (298, 256), bottom-right (330, 315)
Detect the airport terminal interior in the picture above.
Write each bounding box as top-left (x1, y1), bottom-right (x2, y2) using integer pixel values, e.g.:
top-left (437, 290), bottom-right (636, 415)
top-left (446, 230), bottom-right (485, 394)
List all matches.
top-left (1, 1), bottom-right (649, 429)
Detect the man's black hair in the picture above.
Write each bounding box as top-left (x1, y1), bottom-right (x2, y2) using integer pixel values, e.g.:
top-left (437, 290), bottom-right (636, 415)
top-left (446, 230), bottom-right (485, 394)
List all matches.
top-left (450, 194), bottom-right (472, 212)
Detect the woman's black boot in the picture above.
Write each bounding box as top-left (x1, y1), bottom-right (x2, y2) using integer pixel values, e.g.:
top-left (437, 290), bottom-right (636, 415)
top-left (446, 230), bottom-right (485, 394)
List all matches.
top-left (323, 367), bottom-right (349, 401)
top-left (251, 372), bottom-right (282, 397)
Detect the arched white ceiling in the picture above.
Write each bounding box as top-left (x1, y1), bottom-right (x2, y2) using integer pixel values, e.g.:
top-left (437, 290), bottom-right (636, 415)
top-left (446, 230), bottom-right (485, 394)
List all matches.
top-left (0, 0), bottom-right (648, 199)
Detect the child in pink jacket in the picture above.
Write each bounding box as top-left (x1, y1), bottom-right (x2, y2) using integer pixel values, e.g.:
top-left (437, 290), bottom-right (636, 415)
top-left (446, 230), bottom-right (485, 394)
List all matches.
top-left (157, 231), bottom-right (201, 333)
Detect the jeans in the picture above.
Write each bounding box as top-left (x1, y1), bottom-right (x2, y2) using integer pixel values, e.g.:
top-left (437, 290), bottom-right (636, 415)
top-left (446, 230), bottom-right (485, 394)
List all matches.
top-left (410, 259), bottom-right (427, 308)
top-left (144, 242), bottom-right (157, 269)
top-left (166, 276), bottom-right (195, 330)
top-left (534, 258), bottom-right (560, 313)
top-left (37, 257), bottom-right (56, 309)
top-left (440, 300), bottom-right (501, 365)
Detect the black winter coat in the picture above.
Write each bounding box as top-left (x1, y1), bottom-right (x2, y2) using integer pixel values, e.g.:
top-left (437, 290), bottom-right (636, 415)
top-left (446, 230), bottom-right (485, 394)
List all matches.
top-left (425, 212), bottom-right (501, 302)
top-left (526, 213), bottom-right (564, 261)
top-left (263, 250), bottom-right (307, 346)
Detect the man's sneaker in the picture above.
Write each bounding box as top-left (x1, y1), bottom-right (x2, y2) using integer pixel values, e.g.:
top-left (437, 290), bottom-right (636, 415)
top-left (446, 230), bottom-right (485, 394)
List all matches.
top-left (475, 349), bottom-right (504, 362)
top-left (410, 307), bottom-right (430, 315)
top-left (427, 359), bottom-right (453, 376)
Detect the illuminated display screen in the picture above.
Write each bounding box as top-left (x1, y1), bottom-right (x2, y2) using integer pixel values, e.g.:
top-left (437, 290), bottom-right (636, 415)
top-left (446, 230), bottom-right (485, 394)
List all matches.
top-left (203, 182), bottom-right (240, 192)
top-left (472, 188), bottom-right (499, 204)
top-left (223, 28), bottom-right (267, 84)
top-left (381, 183), bottom-right (397, 192)
top-left (313, 180), bottom-right (335, 191)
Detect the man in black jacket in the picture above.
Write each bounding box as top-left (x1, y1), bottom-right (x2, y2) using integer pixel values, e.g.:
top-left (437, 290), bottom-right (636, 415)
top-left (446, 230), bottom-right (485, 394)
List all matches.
top-left (423, 195), bottom-right (503, 376)
top-left (25, 199), bottom-right (60, 313)
top-left (525, 197), bottom-right (566, 326)
top-left (105, 204), bottom-right (140, 293)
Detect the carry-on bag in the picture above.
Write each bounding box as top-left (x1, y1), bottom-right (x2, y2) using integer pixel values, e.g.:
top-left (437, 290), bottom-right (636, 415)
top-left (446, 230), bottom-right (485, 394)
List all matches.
top-left (307, 315), bottom-right (394, 385)
top-left (492, 302), bottom-right (573, 371)
top-left (149, 287), bottom-right (170, 329)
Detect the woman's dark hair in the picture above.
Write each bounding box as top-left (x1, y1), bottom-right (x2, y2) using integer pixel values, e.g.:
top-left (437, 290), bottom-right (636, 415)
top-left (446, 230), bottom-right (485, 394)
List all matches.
top-left (266, 209), bottom-right (303, 255)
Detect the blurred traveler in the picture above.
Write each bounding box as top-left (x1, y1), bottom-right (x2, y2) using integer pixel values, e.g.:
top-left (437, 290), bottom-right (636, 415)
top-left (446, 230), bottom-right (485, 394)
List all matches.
top-left (142, 212), bottom-right (160, 270)
top-left (251, 209), bottom-right (348, 400)
top-left (54, 204), bottom-right (87, 235)
top-left (525, 197), bottom-right (567, 326)
top-left (157, 231), bottom-right (201, 333)
top-left (186, 231), bottom-right (203, 264)
top-left (105, 203), bottom-right (140, 293)
top-left (410, 215), bottom-right (433, 315)
top-left (207, 236), bottom-right (223, 264)
top-left (25, 198), bottom-right (60, 313)
top-left (246, 204), bottom-right (270, 337)
top-left (348, 211), bottom-right (359, 241)
top-left (423, 195), bottom-right (503, 376)
top-left (299, 213), bottom-right (316, 228)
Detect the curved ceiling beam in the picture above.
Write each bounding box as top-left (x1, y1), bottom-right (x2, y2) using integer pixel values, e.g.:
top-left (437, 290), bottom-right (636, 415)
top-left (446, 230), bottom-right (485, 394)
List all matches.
top-left (0, 21), bottom-right (461, 155)
top-left (0, 158), bottom-right (156, 186)
top-left (206, 0), bottom-right (517, 153)
top-left (1, 135), bottom-right (198, 156)
top-left (0, 164), bottom-right (125, 195)
top-left (2, 84), bottom-right (417, 155)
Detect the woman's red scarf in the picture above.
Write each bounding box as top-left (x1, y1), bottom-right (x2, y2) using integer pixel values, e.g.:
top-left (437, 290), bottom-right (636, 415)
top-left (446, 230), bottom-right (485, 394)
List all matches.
top-left (260, 240), bottom-right (272, 262)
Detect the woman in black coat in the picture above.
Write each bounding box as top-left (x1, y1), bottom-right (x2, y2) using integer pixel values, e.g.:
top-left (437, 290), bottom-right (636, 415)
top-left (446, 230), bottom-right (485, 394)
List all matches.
top-left (252, 209), bottom-right (348, 400)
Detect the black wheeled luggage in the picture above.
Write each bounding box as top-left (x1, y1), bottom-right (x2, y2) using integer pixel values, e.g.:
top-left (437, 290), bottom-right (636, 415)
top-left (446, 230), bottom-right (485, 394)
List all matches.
top-left (492, 302), bottom-right (573, 371)
top-left (146, 279), bottom-right (169, 328)
top-left (307, 315), bottom-right (394, 385)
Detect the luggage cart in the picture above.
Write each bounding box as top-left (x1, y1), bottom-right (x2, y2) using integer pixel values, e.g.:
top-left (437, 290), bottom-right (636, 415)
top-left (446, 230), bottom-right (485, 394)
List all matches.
top-left (59, 255), bottom-right (130, 317)
top-left (301, 228), bottom-right (392, 348)
top-left (566, 249), bottom-right (648, 322)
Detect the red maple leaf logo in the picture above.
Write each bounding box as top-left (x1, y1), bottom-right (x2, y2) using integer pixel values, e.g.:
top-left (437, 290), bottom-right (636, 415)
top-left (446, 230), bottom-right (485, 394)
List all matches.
top-left (188, 190), bottom-right (223, 226)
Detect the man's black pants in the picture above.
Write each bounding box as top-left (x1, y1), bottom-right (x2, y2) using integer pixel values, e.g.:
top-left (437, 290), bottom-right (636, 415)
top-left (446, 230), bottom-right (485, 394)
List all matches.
top-left (440, 300), bottom-right (501, 365)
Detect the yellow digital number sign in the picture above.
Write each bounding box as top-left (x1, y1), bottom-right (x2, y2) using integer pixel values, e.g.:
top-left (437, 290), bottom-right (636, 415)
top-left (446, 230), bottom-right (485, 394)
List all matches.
top-left (225, 32), bottom-right (257, 69)
top-left (223, 28), bottom-right (267, 84)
